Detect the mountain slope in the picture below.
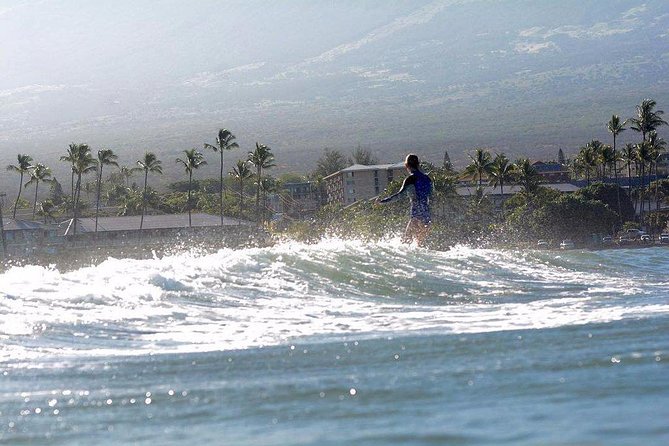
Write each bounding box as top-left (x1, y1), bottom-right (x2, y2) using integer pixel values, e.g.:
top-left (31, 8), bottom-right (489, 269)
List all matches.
top-left (0, 0), bottom-right (667, 189)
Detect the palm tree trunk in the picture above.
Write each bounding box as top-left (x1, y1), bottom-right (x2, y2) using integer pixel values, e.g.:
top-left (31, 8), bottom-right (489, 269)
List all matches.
top-left (648, 162), bottom-right (654, 213)
top-left (188, 171), bottom-right (193, 227)
top-left (500, 181), bottom-right (504, 217)
top-left (95, 167), bottom-right (103, 237)
top-left (73, 173), bottom-right (82, 237)
top-left (256, 166), bottom-right (261, 222)
top-left (239, 178), bottom-right (244, 224)
top-left (613, 136), bottom-right (621, 223)
top-left (220, 151), bottom-right (224, 226)
top-left (13, 173), bottom-right (24, 219)
top-left (656, 163), bottom-right (661, 212)
top-left (637, 162), bottom-right (646, 220)
top-left (32, 180), bottom-right (39, 220)
top-left (140, 171), bottom-right (148, 232)
top-left (70, 169), bottom-right (75, 200)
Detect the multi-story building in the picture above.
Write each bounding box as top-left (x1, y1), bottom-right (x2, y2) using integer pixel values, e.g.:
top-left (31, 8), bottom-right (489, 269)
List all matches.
top-left (532, 161), bottom-right (571, 182)
top-left (273, 181), bottom-right (321, 218)
top-left (323, 163), bottom-right (407, 205)
top-left (456, 183), bottom-right (580, 210)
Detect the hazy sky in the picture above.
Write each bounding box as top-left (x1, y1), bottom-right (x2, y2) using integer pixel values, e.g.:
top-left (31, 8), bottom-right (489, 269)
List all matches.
top-left (1, 0), bottom-right (668, 189)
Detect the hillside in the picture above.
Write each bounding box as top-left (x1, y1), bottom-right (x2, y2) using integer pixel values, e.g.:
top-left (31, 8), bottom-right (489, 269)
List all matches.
top-left (1, 0), bottom-right (668, 190)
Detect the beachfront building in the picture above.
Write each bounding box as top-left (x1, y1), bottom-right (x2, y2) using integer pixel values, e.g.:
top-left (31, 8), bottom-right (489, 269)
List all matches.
top-left (457, 183), bottom-right (580, 210)
top-left (323, 163), bottom-right (407, 205)
top-left (60, 213), bottom-right (253, 246)
top-left (532, 161), bottom-right (571, 182)
top-left (272, 181), bottom-right (321, 218)
top-left (0, 218), bottom-right (61, 257)
top-left (0, 212), bottom-right (259, 260)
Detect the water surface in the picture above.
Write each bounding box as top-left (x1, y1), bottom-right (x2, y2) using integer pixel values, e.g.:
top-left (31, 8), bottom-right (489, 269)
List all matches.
top-left (1, 240), bottom-right (667, 445)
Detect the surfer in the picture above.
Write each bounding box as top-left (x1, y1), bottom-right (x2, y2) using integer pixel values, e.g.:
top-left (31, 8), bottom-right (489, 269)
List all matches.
top-left (376, 153), bottom-right (433, 246)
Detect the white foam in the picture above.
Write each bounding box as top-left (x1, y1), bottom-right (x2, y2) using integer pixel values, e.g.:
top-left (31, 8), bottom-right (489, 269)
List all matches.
top-left (1, 239), bottom-right (667, 361)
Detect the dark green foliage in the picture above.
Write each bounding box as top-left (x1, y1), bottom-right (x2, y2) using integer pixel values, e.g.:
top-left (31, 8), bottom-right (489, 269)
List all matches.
top-left (575, 182), bottom-right (634, 223)
top-left (313, 148), bottom-right (347, 179)
top-left (532, 195), bottom-right (617, 242)
top-left (348, 145), bottom-right (379, 166)
top-left (49, 178), bottom-right (66, 205)
top-left (643, 211), bottom-right (669, 234)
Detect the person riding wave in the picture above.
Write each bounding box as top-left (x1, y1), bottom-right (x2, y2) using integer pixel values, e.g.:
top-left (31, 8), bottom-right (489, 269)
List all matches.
top-left (376, 153), bottom-right (432, 245)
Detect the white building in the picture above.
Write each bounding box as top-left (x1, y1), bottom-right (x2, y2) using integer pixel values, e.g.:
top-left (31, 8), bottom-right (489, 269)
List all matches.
top-left (323, 163), bottom-right (407, 205)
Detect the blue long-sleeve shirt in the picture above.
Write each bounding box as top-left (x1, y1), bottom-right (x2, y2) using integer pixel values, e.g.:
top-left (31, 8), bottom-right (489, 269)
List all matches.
top-left (380, 169), bottom-right (432, 223)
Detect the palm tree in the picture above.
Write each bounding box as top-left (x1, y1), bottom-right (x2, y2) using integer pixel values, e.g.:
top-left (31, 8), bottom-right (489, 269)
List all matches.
top-left (119, 165), bottom-right (133, 188)
top-left (583, 140), bottom-right (606, 180)
top-left (648, 131), bottom-right (667, 212)
top-left (601, 145), bottom-right (616, 179)
top-left (24, 163), bottom-right (53, 220)
top-left (512, 158), bottom-right (540, 196)
top-left (260, 176), bottom-right (277, 218)
top-left (117, 188), bottom-right (144, 217)
top-left (621, 143), bottom-right (636, 193)
top-left (204, 128), bottom-right (239, 226)
top-left (136, 152), bottom-right (163, 232)
top-left (464, 148), bottom-right (492, 188)
top-left (635, 141), bottom-right (652, 216)
top-left (37, 199), bottom-right (57, 224)
top-left (629, 99), bottom-right (667, 142)
top-left (607, 115), bottom-right (626, 222)
top-left (6, 154), bottom-right (33, 218)
top-left (176, 149), bottom-right (207, 227)
top-left (248, 142), bottom-right (275, 222)
top-left (60, 143), bottom-right (78, 200)
top-left (576, 145), bottom-right (598, 185)
top-left (71, 144), bottom-right (97, 237)
top-left (230, 159), bottom-right (253, 220)
top-left (94, 149), bottom-right (119, 236)
top-left (488, 153), bottom-right (513, 197)
top-left (488, 153), bottom-right (513, 217)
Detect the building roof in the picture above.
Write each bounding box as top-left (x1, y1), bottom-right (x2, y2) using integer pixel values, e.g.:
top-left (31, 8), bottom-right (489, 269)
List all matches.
top-left (341, 162), bottom-right (405, 172)
top-left (61, 213), bottom-right (251, 235)
top-left (532, 161), bottom-right (568, 173)
top-left (1, 219), bottom-right (44, 231)
top-left (456, 183), bottom-right (580, 196)
top-left (323, 162), bottom-right (406, 180)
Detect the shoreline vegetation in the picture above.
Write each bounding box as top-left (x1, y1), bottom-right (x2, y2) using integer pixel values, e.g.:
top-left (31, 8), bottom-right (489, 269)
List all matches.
top-left (2, 98), bottom-right (668, 270)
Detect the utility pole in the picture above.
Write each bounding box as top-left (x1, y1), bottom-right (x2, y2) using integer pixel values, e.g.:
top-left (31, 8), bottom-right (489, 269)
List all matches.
top-left (0, 192), bottom-right (6, 260)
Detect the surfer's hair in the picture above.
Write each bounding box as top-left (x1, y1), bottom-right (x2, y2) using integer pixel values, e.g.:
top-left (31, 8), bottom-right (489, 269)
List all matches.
top-left (405, 153), bottom-right (419, 170)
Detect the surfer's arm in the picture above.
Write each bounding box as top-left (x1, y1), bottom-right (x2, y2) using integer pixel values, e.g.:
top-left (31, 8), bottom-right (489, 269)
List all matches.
top-left (379, 175), bottom-right (415, 204)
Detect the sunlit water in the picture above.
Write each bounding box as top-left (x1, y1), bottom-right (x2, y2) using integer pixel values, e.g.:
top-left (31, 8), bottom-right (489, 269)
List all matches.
top-left (1, 239), bottom-right (668, 445)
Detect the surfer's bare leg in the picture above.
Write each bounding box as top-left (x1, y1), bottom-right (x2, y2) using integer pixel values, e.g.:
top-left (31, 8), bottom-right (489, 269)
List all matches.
top-left (403, 218), bottom-right (430, 245)
top-left (415, 220), bottom-right (431, 247)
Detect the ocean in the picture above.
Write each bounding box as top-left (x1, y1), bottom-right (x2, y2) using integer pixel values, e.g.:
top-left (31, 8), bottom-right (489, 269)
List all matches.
top-left (1, 239), bottom-right (668, 445)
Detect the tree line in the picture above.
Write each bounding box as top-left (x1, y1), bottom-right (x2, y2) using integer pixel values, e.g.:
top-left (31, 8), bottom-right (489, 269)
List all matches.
top-left (292, 98), bottom-right (667, 246)
top-left (5, 129), bottom-right (276, 236)
top-left (5, 97), bottom-right (667, 243)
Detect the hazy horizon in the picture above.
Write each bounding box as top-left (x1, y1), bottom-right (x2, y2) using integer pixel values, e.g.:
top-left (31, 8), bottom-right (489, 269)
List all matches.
top-left (1, 0), bottom-right (668, 190)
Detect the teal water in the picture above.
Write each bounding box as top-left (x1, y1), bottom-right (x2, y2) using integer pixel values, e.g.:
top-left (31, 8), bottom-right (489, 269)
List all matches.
top-left (1, 240), bottom-right (668, 445)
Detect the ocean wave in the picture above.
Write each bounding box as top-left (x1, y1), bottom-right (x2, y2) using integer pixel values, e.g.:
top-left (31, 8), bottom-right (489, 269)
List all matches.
top-left (1, 239), bottom-right (668, 362)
